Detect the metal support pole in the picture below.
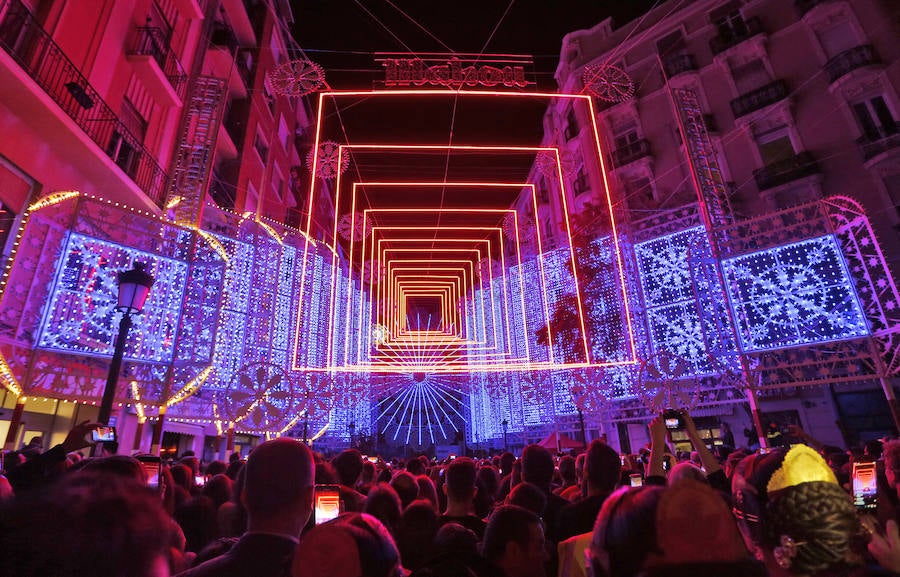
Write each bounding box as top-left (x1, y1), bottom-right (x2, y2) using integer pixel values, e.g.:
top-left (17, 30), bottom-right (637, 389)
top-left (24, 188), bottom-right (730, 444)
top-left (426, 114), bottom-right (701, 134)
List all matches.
top-left (99, 313), bottom-right (132, 426)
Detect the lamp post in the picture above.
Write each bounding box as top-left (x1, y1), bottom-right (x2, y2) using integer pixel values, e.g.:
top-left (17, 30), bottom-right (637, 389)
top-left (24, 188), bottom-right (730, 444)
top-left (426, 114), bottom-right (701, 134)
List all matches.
top-left (502, 419), bottom-right (509, 452)
top-left (98, 263), bottom-right (155, 428)
top-left (348, 421), bottom-right (356, 448)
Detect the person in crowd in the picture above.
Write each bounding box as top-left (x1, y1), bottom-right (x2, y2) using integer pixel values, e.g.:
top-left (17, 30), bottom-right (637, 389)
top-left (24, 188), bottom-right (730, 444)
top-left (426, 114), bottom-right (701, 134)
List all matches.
top-left (216, 466), bottom-right (247, 538)
top-left (559, 453), bottom-right (586, 501)
top-left (417, 474), bottom-right (440, 512)
top-left (292, 512), bottom-right (404, 577)
top-left (395, 498), bottom-right (439, 571)
top-left (391, 470), bottom-right (420, 510)
top-left (586, 479), bottom-right (766, 577)
top-left (481, 505), bottom-right (549, 577)
top-left (506, 481), bottom-right (546, 516)
top-left (331, 449), bottom-right (367, 512)
top-left (437, 456), bottom-right (487, 539)
top-left (519, 444), bottom-right (568, 544)
top-left (557, 440), bottom-right (621, 541)
top-left (1, 471), bottom-right (177, 577)
top-left (176, 437), bottom-right (315, 577)
top-left (554, 455), bottom-right (577, 497)
top-left (4, 420), bottom-right (101, 494)
top-left (721, 421), bottom-right (736, 447)
top-left (731, 444), bottom-right (864, 576)
top-left (364, 482), bottom-right (403, 534)
top-left (359, 459), bottom-right (377, 494)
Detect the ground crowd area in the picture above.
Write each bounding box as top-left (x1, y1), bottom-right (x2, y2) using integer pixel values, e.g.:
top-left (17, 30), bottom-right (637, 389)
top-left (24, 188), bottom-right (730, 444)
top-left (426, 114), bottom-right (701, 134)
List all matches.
top-left (2, 411), bottom-right (900, 577)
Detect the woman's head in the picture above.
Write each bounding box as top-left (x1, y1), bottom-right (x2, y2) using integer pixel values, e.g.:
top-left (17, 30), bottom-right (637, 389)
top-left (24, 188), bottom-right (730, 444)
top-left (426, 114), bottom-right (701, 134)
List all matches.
top-left (589, 485), bottom-right (664, 577)
top-left (293, 512), bottom-right (403, 577)
top-left (732, 445), bottom-right (860, 575)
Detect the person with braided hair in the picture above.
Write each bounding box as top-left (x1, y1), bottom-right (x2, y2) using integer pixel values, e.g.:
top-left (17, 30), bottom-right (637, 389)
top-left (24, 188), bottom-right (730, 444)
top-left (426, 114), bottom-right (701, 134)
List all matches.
top-left (731, 444), bottom-right (867, 576)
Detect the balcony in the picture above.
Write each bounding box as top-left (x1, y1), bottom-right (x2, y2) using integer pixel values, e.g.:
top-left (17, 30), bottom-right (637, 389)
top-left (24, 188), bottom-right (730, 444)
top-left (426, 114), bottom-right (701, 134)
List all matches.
top-left (753, 152), bottom-right (820, 191)
top-left (710, 17), bottom-right (763, 55)
top-left (857, 123), bottom-right (900, 162)
top-left (825, 44), bottom-right (879, 84)
top-left (126, 26), bottom-right (187, 106)
top-left (610, 139), bottom-right (651, 169)
top-left (662, 53), bottom-right (697, 78)
top-left (0, 0), bottom-right (167, 208)
top-left (731, 79), bottom-right (789, 118)
top-left (207, 22), bottom-right (250, 97)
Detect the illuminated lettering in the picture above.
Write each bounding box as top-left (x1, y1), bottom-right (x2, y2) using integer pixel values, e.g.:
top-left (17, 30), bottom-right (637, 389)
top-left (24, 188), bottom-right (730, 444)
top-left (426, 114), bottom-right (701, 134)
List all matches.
top-left (382, 57), bottom-right (530, 88)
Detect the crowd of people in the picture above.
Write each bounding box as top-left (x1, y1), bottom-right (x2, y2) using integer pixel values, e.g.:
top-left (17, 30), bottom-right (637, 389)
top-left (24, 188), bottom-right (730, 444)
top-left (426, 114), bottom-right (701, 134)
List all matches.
top-left (2, 412), bottom-right (900, 577)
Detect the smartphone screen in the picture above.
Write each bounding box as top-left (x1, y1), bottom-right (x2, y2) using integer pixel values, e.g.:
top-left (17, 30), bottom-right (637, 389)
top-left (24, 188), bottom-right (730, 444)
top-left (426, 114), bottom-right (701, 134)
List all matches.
top-left (314, 485), bottom-right (341, 524)
top-left (137, 456), bottom-right (161, 488)
top-left (629, 474), bottom-right (643, 487)
top-left (91, 426), bottom-right (117, 443)
top-left (852, 461), bottom-right (877, 511)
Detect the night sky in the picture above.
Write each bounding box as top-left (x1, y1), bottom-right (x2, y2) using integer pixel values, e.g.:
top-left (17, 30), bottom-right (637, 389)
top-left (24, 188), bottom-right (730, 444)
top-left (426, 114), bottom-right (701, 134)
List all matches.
top-left (290, 0), bottom-right (659, 90)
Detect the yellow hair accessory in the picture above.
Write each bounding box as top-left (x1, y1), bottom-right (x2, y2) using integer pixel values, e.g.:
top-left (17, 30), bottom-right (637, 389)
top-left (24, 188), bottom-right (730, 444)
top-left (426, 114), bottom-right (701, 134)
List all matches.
top-left (766, 444), bottom-right (838, 494)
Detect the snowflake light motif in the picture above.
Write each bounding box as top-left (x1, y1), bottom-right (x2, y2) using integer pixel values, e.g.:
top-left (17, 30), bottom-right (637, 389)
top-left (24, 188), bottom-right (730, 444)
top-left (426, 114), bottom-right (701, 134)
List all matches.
top-left (306, 141), bottom-right (349, 180)
top-left (337, 212), bottom-right (370, 241)
top-left (265, 59), bottom-right (325, 97)
top-left (722, 235), bottom-right (869, 351)
top-left (637, 350), bottom-right (701, 413)
top-left (502, 213), bottom-right (532, 240)
top-left (582, 64), bottom-right (635, 103)
top-left (221, 362), bottom-right (295, 433)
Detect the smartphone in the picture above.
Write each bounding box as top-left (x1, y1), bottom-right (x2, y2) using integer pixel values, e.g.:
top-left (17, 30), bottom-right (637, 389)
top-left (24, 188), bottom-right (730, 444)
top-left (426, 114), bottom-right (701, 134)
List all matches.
top-left (136, 455), bottom-right (161, 488)
top-left (91, 426), bottom-right (117, 443)
top-left (367, 456), bottom-right (379, 464)
top-left (194, 475), bottom-right (207, 487)
top-left (314, 484), bottom-right (341, 524)
top-left (662, 409), bottom-right (683, 430)
top-left (629, 473), bottom-right (643, 487)
top-left (852, 461), bottom-right (877, 511)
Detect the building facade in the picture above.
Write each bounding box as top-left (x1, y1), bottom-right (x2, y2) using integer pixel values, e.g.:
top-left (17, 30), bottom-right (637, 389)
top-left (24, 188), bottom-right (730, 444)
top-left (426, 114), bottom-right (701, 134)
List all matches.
top-left (0, 0), bottom-right (314, 457)
top-left (538, 0), bottom-right (899, 450)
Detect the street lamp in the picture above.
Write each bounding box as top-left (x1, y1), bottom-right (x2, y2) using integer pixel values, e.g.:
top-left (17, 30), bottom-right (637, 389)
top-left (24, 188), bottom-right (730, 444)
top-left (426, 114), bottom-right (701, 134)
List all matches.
top-left (98, 262), bottom-right (155, 427)
top-left (502, 419), bottom-right (509, 452)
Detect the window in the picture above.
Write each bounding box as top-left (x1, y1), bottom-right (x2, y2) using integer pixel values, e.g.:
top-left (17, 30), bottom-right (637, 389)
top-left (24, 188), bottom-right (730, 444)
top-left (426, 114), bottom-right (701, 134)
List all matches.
top-left (624, 177), bottom-right (654, 204)
top-left (564, 108), bottom-right (579, 141)
top-left (614, 130), bottom-right (640, 151)
top-left (852, 96), bottom-right (897, 140)
top-left (254, 131), bottom-right (269, 164)
top-left (756, 127), bottom-right (795, 166)
top-left (107, 132), bottom-right (137, 175)
top-left (572, 168), bottom-right (590, 196)
top-left (278, 117), bottom-right (291, 152)
top-left (713, 8), bottom-right (748, 40)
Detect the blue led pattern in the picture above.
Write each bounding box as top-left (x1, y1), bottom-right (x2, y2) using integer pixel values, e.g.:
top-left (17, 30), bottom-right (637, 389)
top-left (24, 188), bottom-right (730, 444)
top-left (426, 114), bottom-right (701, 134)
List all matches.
top-left (36, 233), bottom-right (189, 362)
top-left (722, 235), bottom-right (869, 351)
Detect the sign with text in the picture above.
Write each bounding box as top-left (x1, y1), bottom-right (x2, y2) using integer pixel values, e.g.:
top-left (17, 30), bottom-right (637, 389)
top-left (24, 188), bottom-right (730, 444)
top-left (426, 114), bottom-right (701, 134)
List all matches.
top-left (375, 54), bottom-right (536, 90)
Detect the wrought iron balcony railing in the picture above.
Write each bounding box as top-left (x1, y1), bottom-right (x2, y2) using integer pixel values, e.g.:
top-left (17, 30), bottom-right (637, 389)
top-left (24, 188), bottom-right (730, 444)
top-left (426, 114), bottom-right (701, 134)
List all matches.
top-left (128, 26), bottom-right (187, 100)
top-left (610, 139), bottom-right (651, 169)
top-left (825, 44), bottom-right (879, 83)
top-left (753, 151), bottom-right (820, 191)
top-left (731, 79), bottom-right (789, 118)
top-left (857, 123), bottom-right (900, 161)
top-left (710, 17), bottom-right (763, 55)
top-left (0, 0), bottom-right (167, 207)
top-left (662, 53), bottom-right (697, 78)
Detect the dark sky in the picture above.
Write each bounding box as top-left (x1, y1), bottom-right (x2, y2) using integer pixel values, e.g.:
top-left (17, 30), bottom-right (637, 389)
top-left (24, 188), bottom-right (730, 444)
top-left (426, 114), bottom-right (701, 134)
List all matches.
top-left (290, 0), bottom-right (659, 90)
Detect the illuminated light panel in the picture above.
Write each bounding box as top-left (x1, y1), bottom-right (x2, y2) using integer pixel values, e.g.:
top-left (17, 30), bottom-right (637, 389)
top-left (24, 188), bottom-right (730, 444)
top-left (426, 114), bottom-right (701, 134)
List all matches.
top-left (371, 237), bottom-right (499, 350)
top-left (364, 227), bottom-right (506, 360)
top-left (296, 91), bottom-right (634, 372)
top-left (361, 224), bottom-right (523, 370)
top-left (370, 228), bottom-right (507, 353)
top-left (721, 234), bottom-right (869, 351)
top-left (35, 233), bottom-right (189, 362)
